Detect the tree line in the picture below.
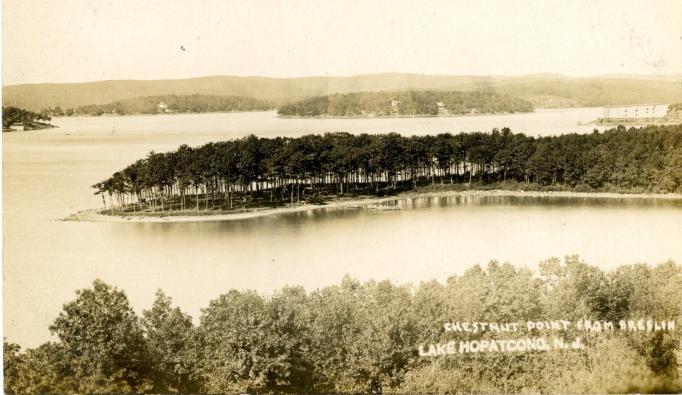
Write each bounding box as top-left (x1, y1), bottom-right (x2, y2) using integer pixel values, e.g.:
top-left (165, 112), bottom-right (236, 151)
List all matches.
top-left (4, 257), bottom-right (681, 394)
top-left (43, 94), bottom-right (273, 117)
top-left (277, 90), bottom-right (534, 117)
top-left (93, 124), bottom-right (682, 214)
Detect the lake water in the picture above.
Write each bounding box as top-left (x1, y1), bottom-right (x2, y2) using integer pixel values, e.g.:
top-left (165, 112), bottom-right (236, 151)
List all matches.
top-left (4, 108), bottom-right (682, 348)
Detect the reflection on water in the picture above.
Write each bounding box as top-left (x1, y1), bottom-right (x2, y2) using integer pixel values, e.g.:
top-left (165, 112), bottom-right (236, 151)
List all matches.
top-left (3, 110), bottom-right (681, 348)
top-left (404, 194), bottom-right (682, 209)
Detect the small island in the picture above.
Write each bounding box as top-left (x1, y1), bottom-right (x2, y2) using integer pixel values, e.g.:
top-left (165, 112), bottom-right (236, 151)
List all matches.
top-left (77, 123), bottom-right (682, 221)
top-left (277, 90), bottom-right (534, 118)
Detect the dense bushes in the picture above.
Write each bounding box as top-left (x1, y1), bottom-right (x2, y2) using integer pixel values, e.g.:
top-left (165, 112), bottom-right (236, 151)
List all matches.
top-left (277, 90), bottom-right (534, 117)
top-left (94, 124), bottom-right (682, 214)
top-left (4, 257), bottom-right (681, 394)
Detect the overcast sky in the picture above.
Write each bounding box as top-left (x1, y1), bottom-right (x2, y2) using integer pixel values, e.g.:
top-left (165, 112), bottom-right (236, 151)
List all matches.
top-left (3, 0), bottom-right (682, 85)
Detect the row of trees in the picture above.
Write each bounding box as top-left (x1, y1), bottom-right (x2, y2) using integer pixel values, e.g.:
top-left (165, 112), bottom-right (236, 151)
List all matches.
top-left (4, 257), bottom-right (681, 394)
top-left (2, 107), bottom-right (53, 130)
top-left (44, 95), bottom-right (272, 117)
top-left (278, 90), bottom-right (534, 117)
top-left (667, 103), bottom-right (682, 120)
top-left (93, 124), bottom-right (682, 214)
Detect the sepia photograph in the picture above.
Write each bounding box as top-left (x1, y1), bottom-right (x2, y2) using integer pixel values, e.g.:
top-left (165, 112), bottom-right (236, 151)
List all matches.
top-left (2, 0), bottom-right (682, 393)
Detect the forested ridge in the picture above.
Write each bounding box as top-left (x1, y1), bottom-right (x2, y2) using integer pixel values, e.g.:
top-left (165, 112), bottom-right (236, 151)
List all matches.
top-left (4, 257), bottom-right (681, 394)
top-left (6, 73), bottom-right (682, 112)
top-left (93, 124), bottom-right (682, 215)
top-left (45, 94), bottom-right (272, 116)
top-left (277, 91), bottom-right (534, 117)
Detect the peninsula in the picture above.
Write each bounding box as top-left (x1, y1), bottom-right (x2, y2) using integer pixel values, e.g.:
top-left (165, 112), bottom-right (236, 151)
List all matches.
top-left (81, 124), bottom-right (682, 220)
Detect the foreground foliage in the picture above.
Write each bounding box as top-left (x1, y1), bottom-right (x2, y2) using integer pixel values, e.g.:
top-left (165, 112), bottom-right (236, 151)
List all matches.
top-left (93, 124), bottom-right (682, 214)
top-left (4, 257), bottom-right (681, 394)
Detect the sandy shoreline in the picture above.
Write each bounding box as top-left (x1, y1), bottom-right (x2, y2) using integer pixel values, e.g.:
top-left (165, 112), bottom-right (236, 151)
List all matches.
top-left (64, 189), bottom-right (682, 224)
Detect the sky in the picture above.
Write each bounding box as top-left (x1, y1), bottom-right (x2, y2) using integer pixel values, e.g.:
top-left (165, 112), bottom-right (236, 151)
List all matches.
top-left (2, 0), bottom-right (682, 85)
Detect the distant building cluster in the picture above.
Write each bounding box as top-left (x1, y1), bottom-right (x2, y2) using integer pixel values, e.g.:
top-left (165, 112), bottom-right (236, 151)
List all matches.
top-left (602, 104), bottom-right (668, 120)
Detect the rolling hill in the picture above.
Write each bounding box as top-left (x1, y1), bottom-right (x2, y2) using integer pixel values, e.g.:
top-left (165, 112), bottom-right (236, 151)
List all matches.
top-left (4, 73), bottom-right (682, 111)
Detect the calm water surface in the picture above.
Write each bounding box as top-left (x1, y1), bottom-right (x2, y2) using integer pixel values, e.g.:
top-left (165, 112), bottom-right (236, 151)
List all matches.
top-left (4, 109), bottom-right (682, 348)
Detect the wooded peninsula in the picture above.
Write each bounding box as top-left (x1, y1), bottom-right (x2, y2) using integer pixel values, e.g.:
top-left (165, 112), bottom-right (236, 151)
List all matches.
top-left (92, 124), bottom-right (682, 216)
top-left (44, 94), bottom-right (273, 117)
top-left (2, 106), bottom-right (56, 131)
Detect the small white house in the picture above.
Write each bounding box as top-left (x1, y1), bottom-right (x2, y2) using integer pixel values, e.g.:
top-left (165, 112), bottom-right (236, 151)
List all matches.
top-left (391, 100), bottom-right (401, 114)
top-left (157, 101), bottom-right (169, 113)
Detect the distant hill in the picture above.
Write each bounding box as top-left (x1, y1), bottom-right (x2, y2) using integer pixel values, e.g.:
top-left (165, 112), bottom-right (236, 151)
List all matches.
top-left (4, 73), bottom-right (682, 111)
top-left (278, 90), bottom-right (533, 117)
top-left (493, 78), bottom-right (682, 108)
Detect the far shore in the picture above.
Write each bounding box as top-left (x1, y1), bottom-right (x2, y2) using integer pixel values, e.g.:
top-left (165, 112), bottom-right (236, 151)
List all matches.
top-left (50, 106), bottom-right (588, 120)
top-left (64, 189), bottom-right (682, 224)
top-left (276, 107), bottom-right (600, 120)
top-left (276, 110), bottom-right (534, 120)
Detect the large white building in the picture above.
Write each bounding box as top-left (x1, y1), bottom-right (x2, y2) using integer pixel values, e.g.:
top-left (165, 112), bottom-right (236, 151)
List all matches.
top-left (602, 104), bottom-right (668, 120)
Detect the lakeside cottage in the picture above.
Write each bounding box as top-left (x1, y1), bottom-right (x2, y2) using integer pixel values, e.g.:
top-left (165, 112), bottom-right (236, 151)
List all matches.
top-left (436, 101), bottom-right (450, 116)
top-left (157, 101), bottom-right (169, 113)
top-left (391, 100), bottom-right (401, 115)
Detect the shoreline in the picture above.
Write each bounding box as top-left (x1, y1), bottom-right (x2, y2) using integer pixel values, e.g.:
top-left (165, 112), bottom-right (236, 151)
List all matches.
top-left (50, 106), bottom-right (591, 120)
top-left (51, 110), bottom-right (275, 119)
top-left (276, 110), bottom-right (534, 120)
top-left (589, 119), bottom-right (682, 127)
top-left (64, 189), bottom-right (682, 224)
